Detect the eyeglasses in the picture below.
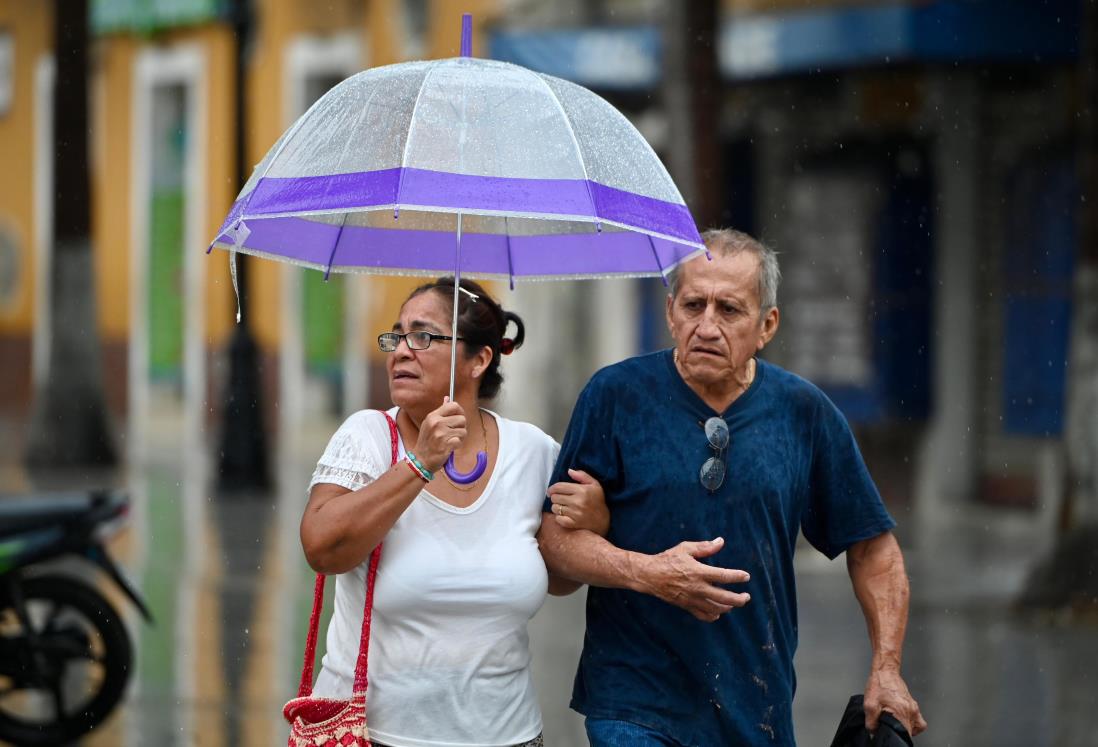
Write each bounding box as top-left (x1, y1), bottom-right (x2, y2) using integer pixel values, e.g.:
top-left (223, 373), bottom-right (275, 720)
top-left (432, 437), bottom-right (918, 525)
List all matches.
top-left (377, 331), bottom-right (464, 352)
top-left (699, 416), bottom-right (729, 493)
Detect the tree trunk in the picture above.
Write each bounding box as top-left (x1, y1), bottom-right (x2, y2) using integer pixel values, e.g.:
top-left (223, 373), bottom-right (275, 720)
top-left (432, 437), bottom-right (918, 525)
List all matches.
top-left (662, 0), bottom-right (723, 229)
top-left (24, 0), bottom-right (117, 469)
top-left (217, 0), bottom-right (269, 492)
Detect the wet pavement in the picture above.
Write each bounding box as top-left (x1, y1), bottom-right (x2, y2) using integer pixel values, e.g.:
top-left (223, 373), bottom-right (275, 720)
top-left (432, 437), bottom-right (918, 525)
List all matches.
top-left (1, 415), bottom-right (1096, 747)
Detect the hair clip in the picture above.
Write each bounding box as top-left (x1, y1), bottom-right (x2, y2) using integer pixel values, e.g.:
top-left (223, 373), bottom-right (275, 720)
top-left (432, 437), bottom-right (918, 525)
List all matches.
top-left (500, 338), bottom-right (515, 355)
top-left (458, 286), bottom-right (479, 302)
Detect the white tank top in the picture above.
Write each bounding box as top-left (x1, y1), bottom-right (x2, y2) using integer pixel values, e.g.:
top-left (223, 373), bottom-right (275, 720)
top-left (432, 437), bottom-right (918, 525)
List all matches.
top-left (308, 407), bottom-right (559, 747)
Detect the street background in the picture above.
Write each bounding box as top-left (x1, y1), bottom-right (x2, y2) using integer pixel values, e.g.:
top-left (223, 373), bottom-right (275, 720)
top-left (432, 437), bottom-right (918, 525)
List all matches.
top-left (1, 1), bottom-right (1097, 745)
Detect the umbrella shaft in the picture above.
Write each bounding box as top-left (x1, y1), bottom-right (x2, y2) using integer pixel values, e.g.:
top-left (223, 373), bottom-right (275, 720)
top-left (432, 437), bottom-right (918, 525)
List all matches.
top-left (449, 213), bottom-right (463, 402)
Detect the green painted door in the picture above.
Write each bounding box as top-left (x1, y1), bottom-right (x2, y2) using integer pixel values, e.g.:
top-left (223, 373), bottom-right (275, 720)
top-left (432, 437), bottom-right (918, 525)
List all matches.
top-left (303, 270), bottom-right (344, 381)
top-left (148, 84), bottom-right (187, 388)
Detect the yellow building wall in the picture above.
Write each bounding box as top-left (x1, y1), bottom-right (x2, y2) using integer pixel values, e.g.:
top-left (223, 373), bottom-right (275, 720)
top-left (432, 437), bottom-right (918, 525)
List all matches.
top-left (244, 0), bottom-right (369, 353)
top-left (92, 24), bottom-right (238, 348)
top-left (5, 0), bottom-right (504, 357)
top-left (367, 0), bottom-right (405, 67)
top-left (243, 0), bottom-right (290, 353)
top-left (91, 34), bottom-right (134, 342)
top-left (0, 1), bottom-right (52, 335)
top-left (1, 0), bottom-right (858, 356)
top-left (238, 0), bottom-right (496, 357)
top-left (200, 24), bottom-right (237, 348)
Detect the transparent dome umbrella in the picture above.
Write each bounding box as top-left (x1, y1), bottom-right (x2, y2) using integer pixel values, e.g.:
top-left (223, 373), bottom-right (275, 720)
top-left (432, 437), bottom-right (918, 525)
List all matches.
top-left (208, 15), bottom-right (705, 483)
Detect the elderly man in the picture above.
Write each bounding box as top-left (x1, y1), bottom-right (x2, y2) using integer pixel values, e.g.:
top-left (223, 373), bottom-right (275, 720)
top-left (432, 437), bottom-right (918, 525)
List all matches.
top-left (539, 229), bottom-right (926, 746)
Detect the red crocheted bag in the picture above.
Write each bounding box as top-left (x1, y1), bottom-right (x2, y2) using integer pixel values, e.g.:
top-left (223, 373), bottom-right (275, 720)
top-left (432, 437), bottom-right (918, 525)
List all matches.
top-left (284, 411), bottom-right (398, 747)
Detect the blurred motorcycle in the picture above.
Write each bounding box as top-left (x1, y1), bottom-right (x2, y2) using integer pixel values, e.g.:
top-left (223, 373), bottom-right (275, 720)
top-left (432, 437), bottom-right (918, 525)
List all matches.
top-left (0, 490), bottom-right (151, 745)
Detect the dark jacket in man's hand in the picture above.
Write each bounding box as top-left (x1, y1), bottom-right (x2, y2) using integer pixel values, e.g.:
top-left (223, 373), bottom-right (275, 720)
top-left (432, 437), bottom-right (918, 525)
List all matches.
top-left (830, 694), bottom-right (913, 747)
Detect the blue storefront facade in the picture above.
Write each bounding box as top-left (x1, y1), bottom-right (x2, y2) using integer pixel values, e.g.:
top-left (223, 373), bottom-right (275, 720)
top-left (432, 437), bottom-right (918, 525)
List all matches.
top-left (491, 0), bottom-right (1081, 512)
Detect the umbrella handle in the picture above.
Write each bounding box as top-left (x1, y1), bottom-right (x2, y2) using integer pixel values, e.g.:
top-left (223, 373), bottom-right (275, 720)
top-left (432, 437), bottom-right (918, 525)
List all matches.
top-left (444, 451), bottom-right (488, 484)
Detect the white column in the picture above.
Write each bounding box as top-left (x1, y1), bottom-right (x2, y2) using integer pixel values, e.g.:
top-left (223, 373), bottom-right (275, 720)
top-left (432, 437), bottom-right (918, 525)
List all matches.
top-left (182, 56), bottom-right (208, 456)
top-left (129, 44), bottom-right (207, 460)
top-left (344, 274), bottom-right (370, 415)
top-left (32, 55), bottom-right (54, 387)
top-left (1064, 265), bottom-right (1098, 524)
top-left (497, 282), bottom-right (555, 429)
top-left (592, 278), bottom-right (640, 370)
top-left (916, 73), bottom-right (982, 521)
top-left (279, 265), bottom-right (305, 445)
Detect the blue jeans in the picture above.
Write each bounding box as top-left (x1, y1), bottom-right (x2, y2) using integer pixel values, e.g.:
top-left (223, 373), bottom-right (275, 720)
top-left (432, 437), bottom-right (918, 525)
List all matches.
top-left (585, 718), bottom-right (682, 747)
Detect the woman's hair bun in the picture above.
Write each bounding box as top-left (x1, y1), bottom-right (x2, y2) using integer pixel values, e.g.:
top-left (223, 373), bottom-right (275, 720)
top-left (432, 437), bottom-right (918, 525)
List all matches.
top-left (503, 311), bottom-right (525, 354)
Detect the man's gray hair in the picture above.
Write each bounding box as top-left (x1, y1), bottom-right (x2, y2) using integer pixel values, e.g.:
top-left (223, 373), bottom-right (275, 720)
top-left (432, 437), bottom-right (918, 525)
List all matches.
top-left (667, 228), bottom-right (781, 312)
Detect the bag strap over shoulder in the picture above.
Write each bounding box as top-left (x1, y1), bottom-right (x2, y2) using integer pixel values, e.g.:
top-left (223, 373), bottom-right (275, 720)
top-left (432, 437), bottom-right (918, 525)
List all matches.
top-left (296, 410), bottom-right (400, 699)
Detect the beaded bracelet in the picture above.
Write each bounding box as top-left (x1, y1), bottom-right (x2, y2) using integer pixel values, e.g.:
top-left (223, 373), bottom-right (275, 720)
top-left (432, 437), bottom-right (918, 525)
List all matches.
top-left (405, 451), bottom-right (434, 482)
top-left (405, 459), bottom-right (429, 483)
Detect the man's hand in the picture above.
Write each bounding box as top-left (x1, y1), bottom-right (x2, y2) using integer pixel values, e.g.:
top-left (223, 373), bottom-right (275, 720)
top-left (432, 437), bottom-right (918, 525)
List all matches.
top-left (864, 666), bottom-right (927, 737)
top-left (847, 532), bottom-right (926, 738)
top-left (547, 469), bottom-right (610, 536)
top-left (633, 537), bottom-right (751, 622)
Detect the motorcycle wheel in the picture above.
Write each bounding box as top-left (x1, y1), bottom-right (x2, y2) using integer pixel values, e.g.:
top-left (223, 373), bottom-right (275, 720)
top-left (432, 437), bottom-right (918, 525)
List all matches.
top-left (0, 574), bottom-right (133, 746)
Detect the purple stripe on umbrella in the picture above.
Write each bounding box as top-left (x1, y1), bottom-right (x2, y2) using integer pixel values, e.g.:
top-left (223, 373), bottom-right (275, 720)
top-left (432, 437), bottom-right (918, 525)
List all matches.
top-left (399, 169), bottom-right (595, 217)
top-left (213, 216), bottom-right (704, 277)
top-left (509, 232), bottom-right (691, 276)
top-left (588, 182), bottom-right (700, 247)
top-left (217, 217), bottom-right (508, 274)
top-left (222, 167), bottom-right (700, 244)
top-left (248, 168), bottom-right (404, 217)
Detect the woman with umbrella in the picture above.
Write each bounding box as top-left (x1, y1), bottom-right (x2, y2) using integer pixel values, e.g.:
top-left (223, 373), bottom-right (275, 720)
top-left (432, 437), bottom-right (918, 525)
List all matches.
top-left (299, 276), bottom-right (608, 747)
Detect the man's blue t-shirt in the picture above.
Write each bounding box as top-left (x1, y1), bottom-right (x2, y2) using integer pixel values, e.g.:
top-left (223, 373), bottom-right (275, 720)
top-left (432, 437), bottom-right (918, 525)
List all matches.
top-left (545, 350), bottom-right (895, 746)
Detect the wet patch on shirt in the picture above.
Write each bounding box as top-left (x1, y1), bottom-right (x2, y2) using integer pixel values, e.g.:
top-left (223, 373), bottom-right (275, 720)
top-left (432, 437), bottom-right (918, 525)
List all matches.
top-left (758, 704), bottom-right (776, 740)
top-left (751, 673), bottom-right (769, 696)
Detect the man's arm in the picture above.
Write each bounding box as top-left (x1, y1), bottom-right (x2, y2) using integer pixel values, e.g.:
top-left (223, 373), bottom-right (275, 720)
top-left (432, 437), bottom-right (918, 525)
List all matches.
top-left (847, 531), bottom-right (927, 737)
top-left (537, 515), bottom-right (752, 622)
top-left (544, 469), bottom-right (610, 596)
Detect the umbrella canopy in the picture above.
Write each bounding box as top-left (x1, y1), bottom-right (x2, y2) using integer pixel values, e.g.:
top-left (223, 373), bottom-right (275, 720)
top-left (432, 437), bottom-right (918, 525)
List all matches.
top-left (209, 57), bottom-right (704, 283)
top-left (209, 19), bottom-right (704, 483)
